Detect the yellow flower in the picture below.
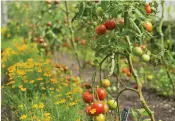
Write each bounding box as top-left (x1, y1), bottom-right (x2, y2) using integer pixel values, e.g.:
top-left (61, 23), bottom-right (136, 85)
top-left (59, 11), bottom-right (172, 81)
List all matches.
top-left (38, 103), bottom-right (44, 109)
top-left (23, 80), bottom-right (28, 83)
top-left (18, 85), bottom-right (23, 88)
top-left (6, 81), bottom-right (15, 86)
top-left (32, 104), bottom-right (38, 109)
top-left (37, 77), bottom-right (43, 81)
top-left (21, 88), bottom-right (27, 92)
top-left (66, 92), bottom-right (73, 95)
top-left (44, 73), bottom-right (51, 77)
top-left (12, 85), bottom-right (15, 88)
top-left (16, 70), bottom-right (26, 76)
top-left (41, 87), bottom-right (46, 90)
top-left (62, 82), bottom-right (68, 87)
top-left (27, 58), bottom-right (33, 62)
top-left (50, 78), bottom-right (57, 83)
top-left (49, 88), bottom-right (54, 91)
top-left (90, 109), bottom-right (96, 114)
top-left (56, 88), bottom-right (60, 92)
top-left (44, 112), bottom-right (50, 117)
top-left (69, 102), bottom-right (77, 106)
top-left (29, 80), bottom-right (35, 84)
top-left (19, 114), bottom-right (27, 120)
top-left (76, 118), bottom-right (80, 121)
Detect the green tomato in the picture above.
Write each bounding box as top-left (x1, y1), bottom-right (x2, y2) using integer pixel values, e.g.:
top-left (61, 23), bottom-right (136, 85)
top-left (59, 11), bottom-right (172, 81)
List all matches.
top-left (107, 99), bottom-right (117, 110)
top-left (142, 54), bottom-right (150, 62)
top-left (95, 114), bottom-right (105, 121)
top-left (96, 7), bottom-right (104, 16)
top-left (133, 47), bottom-right (143, 56)
top-left (106, 87), bottom-right (112, 93)
top-left (147, 75), bottom-right (153, 81)
top-left (112, 86), bottom-right (117, 92)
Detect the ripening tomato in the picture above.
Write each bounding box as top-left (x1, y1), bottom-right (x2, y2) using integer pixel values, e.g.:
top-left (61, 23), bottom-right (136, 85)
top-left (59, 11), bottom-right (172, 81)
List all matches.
top-left (96, 25), bottom-right (106, 35)
top-left (96, 88), bottom-right (106, 100)
top-left (142, 54), bottom-right (150, 62)
top-left (39, 38), bottom-right (44, 43)
top-left (82, 91), bottom-right (94, 103)
top-left (104, 20), bottom-right (116, 30)
top-left (133, 47), bottom-right (143, 56)
top-left (81, 40), bottom-right (86, 46)
top-left (144, 21), bottom-right (152, 32)
top-left (47, 22), bottom-right (52, 27)
top-left (145, 3), bottom-right (152, 15)
top-left (85, 105), bottom-right (92, 115)
top-left (119, 18), bottom-right (124, 24)
top-left (91, 101), bottom-right (105, 115)
top-left (121, 67), bottom-right (129, 74)
top-left (102, 79), bottom-right (110, 88)
top-left (104, 103), bottom-right (109, 113)
top-left (95, 114), bottom-right (105, 121)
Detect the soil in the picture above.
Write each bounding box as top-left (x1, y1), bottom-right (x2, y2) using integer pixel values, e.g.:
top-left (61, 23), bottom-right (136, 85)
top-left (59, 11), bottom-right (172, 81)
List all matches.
top-left (55, 52), bottom-right (175, 121)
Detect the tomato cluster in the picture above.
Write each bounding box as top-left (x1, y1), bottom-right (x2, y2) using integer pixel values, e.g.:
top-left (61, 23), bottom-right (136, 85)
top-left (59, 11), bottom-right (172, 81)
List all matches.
top-left (96, 20), bottom-right (116, 35)
top-left (82, 79), bottom-right (118, 121)
top-left (133, 45), bottom-right (150, 62)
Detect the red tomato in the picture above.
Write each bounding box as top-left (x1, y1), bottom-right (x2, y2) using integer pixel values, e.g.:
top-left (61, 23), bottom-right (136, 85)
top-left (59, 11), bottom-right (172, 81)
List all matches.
top-left (144, 21), bottom-right (152, 32)
top-left (145, 3), bottom-right (152, 15)
top-left (96, 25), bottom-right (106, 35)
top-left (82, 91), bottom-right (94, 103)
top-left (85, 105), bottom-right (92, 115)
top-left (96, 88), bottom-right (106, 100)
top-left (81, 40), bottom-right (86, 46)
top-left (104, 20), bottom-right (116, 30)
top-left (91, 101), bottom-right (105, 115)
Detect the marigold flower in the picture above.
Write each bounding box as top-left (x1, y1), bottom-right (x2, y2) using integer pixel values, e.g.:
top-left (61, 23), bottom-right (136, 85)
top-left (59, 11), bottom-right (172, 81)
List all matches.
top-left (19, 114), bottom-right (27, 120)
top-left (38, 103), bottom-right (44, 109)
top-left (32, 104), bottom-right (38, 109)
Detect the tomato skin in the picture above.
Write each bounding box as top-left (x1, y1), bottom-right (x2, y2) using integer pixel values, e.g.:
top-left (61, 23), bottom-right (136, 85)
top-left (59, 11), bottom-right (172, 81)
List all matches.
top-left (54, 0), bottom-right (59, 4)
top-left (133, 47), bottom-right (143, 56)
top-left (107, 99), bottom-right (117, 110)
top-left (96, 88), bottom-right (106, 101)
top-left (133, 83), bottom-right (138, 89)
top-left (39, 38), bottom-right (44, 43)
top-left (104, 103), bottom-right (109, 113)
top-left (96, 7), bottom-right (104, 16)
top-left (145, 3), bottom-right (152, 15)
top-left (102, 79), bottom-right (110, 88)
top-left (104, 20), bottom-right (116, 30)
top-left (119, 18), bottom-right (124, 24)
top-left (82, 91), bottom-right (94, 103)
top-left (85, 105), bottom-right (92, 115)
top-left (95, 114), bottom-right (105, 121)
top-left (96, 25), bottom-right (106, 35)
top-left (91, 101), bottom-right (105, 115)
top-left (81, 40), bottom-right (86, 46)
top-left (142, 54), bottom-right (150, 62)
top-left (47, 22), bottom-right (52, 27)
top-left (144, 21), bottom-right (152, 32)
